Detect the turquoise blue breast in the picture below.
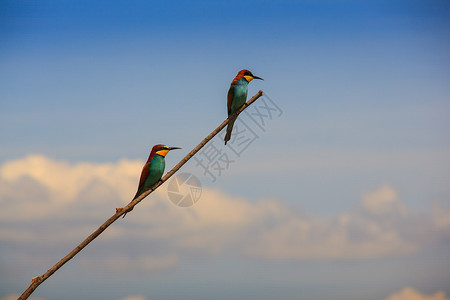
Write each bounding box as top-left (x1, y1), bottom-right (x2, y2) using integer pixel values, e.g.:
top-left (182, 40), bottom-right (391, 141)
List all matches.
top-left (230, 78), bottom-right (249, 114)
top-left (146, 154), bottom-right (165, 186)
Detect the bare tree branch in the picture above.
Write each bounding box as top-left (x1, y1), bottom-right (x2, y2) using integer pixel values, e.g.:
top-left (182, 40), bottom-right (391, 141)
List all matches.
top-left (18, 89), bottom-right (263, 300)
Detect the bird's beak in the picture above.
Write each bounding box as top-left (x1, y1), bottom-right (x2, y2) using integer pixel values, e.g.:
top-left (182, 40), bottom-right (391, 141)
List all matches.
top-left (253, 75), bottom-right (263, 80)
top-left (168, 147), bottom-right (182, 151)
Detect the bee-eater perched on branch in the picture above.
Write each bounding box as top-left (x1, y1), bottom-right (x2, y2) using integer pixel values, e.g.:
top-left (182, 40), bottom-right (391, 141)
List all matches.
top-left (119, 144), bottom-right (181, 218)
top-left (224, 69), bottom-right (263, 145)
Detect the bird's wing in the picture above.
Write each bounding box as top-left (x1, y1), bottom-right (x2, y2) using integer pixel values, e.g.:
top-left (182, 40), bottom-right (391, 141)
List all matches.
top-left (134, 149), bottom-right (157, 199)
top-left (133, 162), bottom-right (150, 199)
top-left (137, 163), bottom-right (150, 190)
top-left (227, 85), bottom-right (234, 116)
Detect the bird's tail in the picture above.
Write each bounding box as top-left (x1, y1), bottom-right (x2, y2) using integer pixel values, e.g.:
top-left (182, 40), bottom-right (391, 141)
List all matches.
top-left (224, 117), bottom-right (237, 145)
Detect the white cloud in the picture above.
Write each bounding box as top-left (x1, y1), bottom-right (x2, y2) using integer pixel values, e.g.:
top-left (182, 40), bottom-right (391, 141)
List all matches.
top-left (361, 185), bottom-right (406, 216)
top-left (433, 207), bottom-right (450, 236)
top-left (385, 287), bottom-right (450, 300)
top-left (0, 295), bottom-right (19, 300)
top-left (0, 154), bottom-right (142, 204)
top-left (1, 154), bottom-right (449, 269)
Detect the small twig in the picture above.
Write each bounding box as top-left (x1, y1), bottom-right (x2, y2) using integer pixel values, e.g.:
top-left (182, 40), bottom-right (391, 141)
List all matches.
top-left (18, 90), bottom-right (263, 300)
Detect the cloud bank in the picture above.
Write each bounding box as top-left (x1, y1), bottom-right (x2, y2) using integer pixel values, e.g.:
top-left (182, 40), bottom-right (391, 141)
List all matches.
top-left (1, 154), bottom-right (449, 274)
top-left (385, 287), bottom-right (450, 300)
top-left (4, 287), bottom-right (449, 300)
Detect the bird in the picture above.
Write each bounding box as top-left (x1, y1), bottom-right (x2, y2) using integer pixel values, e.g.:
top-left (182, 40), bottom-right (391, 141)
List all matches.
top-left (117, 144), bottom-right (181, 218)
top-left (224, 69), bottom-right (263, 145)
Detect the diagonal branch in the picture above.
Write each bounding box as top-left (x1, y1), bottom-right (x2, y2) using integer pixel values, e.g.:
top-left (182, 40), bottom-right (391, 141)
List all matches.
top-left (18, 89), bottom-right (263, 300)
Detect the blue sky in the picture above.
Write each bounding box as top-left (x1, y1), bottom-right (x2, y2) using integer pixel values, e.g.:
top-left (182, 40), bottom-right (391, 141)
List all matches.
top-left (1, 1), bottom-right (450, 300)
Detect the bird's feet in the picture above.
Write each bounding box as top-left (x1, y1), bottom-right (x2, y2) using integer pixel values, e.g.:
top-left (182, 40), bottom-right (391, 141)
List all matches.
top-left (115, 206), bottom-right (133, 218)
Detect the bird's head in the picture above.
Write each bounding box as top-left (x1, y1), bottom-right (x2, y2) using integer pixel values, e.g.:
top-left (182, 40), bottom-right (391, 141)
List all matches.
top-left (152, 144), bottom-right (182, 157)
top-left (237, 69), bottom-right (263, 83)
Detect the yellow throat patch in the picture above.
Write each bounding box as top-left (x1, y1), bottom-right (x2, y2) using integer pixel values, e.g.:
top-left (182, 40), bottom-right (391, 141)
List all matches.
top-left (156, 149), bottom-right (169, 157)
top-left (243, 75), bottom-right (254, 82)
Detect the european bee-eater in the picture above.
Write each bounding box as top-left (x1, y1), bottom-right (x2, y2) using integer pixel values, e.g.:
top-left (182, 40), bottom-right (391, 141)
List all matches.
top-left (224, 69), bottom-right (263, 145)
top-left (119, 144), bottom-right (181, 218)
